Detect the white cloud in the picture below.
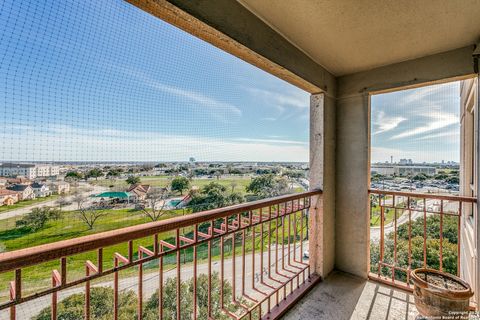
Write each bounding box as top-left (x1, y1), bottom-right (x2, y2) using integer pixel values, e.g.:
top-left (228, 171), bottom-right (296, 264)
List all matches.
top-left (0, 124), bottom-right (308, 162)
top-left (373, 111), bottom-right (406, 135)
top-left (246, 87), bottom-right (308, 109)
top-left (390, 110), bottom-right (458, 140)
top-left (119, 67), bottom-right (242, 122)
top-left (415, 129), bottom-right (459, 141)
top-left (232, 138), bottom-right (307, 145)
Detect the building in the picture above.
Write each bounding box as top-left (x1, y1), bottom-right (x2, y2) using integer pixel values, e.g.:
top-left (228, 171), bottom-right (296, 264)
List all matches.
top-left (399, 158), bottom-right (413, 165)
top-left (370, 165), bottom-right (395, 176)
top-left (0, 164), bottom-right (37, 179)
top-left (0, 189), bottom-right (19, 206)
top-left (49, 181), bottom-right (70, 195)
top-left (371, 165), bottom-right (436, 176)
top-left (0, 163), bottom-right (60, 179)
top-left (127, 184), bottom-right (151, 201)
top-left (6, 184), bottom-right (35, 200)
top-left (459, 77), bottom-right (478, 301)
top-left (31, 182), bottom-right (51, 198)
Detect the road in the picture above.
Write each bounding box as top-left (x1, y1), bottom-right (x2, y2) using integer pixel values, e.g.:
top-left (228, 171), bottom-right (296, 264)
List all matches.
top-left (370, 199), bottom-right (458, 241)
top-left (2, 242), bottom-right (308, 319)
top-left (0, 183), bottom-right (107, 221)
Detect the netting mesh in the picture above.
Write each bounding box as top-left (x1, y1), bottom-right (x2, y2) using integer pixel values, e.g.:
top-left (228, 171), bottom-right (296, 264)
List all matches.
top-left (0, 0), bottom-right (309, 162)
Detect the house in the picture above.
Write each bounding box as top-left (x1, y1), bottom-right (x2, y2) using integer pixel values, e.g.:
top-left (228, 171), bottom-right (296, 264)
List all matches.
top-left (31, 182), bottom-right (51, 198)
top-left (0, 189), bottom-right (19, 206)
top-left (0, 178), bottom-right (6, 188)
top-left (49, 181), bottom-right (70, 195)
top-left (127, 184), bottom-right (151, 201)
top-left (6, 177), bottom-right (31, 185)
top-left (6, 184), bottom-right (35, 200)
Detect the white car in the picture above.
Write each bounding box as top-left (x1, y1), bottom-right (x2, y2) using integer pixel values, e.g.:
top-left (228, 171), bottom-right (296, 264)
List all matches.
top-left (303, 250), bottom-right (309, 259)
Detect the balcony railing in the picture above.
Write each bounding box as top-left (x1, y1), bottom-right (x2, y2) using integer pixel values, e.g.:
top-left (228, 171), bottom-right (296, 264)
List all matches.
top-left (369, 189), bottom-right (476, 291)
top-left (0, 190), bottom-right (322, 320)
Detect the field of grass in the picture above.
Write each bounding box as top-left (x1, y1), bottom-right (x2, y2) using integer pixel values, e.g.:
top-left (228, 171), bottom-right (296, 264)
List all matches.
top-left (91, 175), bottom-right (254, 195)
top-left (0, 194), bottom-right (59, 214)
top-left (370, 205), bottom-right (398, 227)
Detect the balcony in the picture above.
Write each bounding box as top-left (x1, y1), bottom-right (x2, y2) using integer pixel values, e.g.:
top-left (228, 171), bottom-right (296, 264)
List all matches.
top-left (0, 189), bottom-right (476, 319)
top-left (0, 191), bottom-right (320, 319)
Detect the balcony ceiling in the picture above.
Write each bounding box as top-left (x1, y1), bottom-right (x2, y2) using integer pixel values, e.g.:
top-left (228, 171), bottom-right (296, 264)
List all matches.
top-left (237, 0), bottom-right (480, 76)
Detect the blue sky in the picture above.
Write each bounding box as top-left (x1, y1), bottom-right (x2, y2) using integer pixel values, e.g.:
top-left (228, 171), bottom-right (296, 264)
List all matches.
top-left (0, 0), bottom-right (310, 162)
top-left (0, 0), bottom-right (459, 163)
top-left (371, 82), bottom-right (460, 163)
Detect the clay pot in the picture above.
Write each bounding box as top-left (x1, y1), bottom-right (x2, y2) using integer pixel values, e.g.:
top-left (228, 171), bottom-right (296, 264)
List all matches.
top-left (410, 268), bottom-right (474, 319)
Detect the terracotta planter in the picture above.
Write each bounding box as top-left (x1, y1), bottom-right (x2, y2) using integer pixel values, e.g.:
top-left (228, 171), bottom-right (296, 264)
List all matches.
top-left (410, 268), bottom-right (474, 319)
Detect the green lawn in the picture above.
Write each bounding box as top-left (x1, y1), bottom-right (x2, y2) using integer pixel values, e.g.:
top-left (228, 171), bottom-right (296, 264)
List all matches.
top-left (91, 175), bottom-right (254, 195)
top-left (0, 194), bottom-right (59, 214)
top-left (370, 205), bottom-right (398, 227)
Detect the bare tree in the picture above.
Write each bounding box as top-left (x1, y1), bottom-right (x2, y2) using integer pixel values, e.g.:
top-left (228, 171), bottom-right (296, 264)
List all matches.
top-left (230, 181), bottom-right (238, 194)
top-left (55, 196), bottom-right (70, 209)
top-left (138, 187), bottom-right (171, 221)
top-left (72, 192), bottom-right (86, 210)
top-left (74, 192), bottom-right (108, 230)
top-left (77, 201), bottom-right (109, 230)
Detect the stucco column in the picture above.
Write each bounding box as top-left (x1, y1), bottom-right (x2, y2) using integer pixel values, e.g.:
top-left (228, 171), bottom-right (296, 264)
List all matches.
top-left (309, 93), bottom-right (335, 278)
top-left (335, 93), bottom-right (370, 278)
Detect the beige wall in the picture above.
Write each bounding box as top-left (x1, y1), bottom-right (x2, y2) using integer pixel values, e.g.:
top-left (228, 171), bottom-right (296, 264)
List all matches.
top-left (309, 94), bottom-right (336, 277)
top-left (334, 94), bottom-right (370, 277)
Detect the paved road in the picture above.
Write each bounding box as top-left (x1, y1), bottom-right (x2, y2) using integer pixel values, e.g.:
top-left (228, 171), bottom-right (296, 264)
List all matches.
top-left (370, 199), bottom-right (458, 241)
top-left (2, 243), bottom-right (308, 319)
top-left (0, 183), bottom-right (107, 221)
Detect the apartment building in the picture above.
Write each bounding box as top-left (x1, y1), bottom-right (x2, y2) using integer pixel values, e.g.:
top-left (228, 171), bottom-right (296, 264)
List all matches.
top-left (0, 163), bottom-right (60, 179)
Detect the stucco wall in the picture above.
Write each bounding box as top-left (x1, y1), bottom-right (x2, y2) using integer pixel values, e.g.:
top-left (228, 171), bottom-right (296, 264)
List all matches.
top-left (334, 94), bottom-right (370, 278)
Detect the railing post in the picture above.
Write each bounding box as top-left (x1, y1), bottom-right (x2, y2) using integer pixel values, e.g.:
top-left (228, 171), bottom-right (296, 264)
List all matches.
top-left (309, 93), bottom-right (325, 277)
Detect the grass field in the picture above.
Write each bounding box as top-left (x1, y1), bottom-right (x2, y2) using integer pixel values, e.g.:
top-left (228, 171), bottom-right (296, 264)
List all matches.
top-left (0, 194), bottom-right (59, 214)
top-left (91, 175), bottom-right (254, 195)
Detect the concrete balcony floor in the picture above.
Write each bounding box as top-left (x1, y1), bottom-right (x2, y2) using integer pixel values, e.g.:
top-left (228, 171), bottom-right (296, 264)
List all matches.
top-left (282, 271), bottom-right (417, 320)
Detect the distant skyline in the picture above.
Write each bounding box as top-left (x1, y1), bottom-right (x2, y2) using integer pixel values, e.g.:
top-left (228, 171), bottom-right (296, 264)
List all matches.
top-left (0, 1), bottom-right (460, 164)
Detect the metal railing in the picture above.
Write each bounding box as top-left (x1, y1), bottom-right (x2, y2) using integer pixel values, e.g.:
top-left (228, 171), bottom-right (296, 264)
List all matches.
top-left (369, 189), bottom-right (476, 290)
top-left (0, 190), bottom-right (322, 320)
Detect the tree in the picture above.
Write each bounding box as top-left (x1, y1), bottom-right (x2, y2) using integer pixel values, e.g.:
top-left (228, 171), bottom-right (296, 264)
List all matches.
top-left (371, 215), bottom-right (460, 279)
top-left (171, 176), bottom-right (190, 195)
top-left (126, 175), bottom-right (141, 185)
top-left (412, 173), bottom-right (428, 181)
top-left (16, 207), bottom-right (61, 231)
top-left (282, 170), bottom-right (304, 179)
top-left (65, 171), bottom-right (83, 186)
top-left (434, 173), bottom-right (449, 180)
top-left (189, 182), bottom-right (244, 212)
top-left (33, 287), bottom-right (137, 320)
top-left (55, 196), bottom-right (70, 209)
top-left (139, 187), bottom-right (171, 221)
top-left (86, 168), bottom-right (104, 180)
top-left (446, 176), bottom-right (459, 184)
top-left (34, 273), bottom-right (245, 320)
top-left (229, 181), bottom-right (238, 193)
top-left (75, 196), bottom-right (108, 230)
top-left (246, 174), bottom-right (290, 199)
top-left (145, 272), bottom-right (244, 320)
top-left (106, 169), bottom-right (121, 181)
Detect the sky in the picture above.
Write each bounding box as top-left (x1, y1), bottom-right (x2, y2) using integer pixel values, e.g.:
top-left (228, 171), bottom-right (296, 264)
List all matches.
top-left (0, 0), bottom-right (460, 163)
top-left (371, 82), bottom-right (460, 163)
